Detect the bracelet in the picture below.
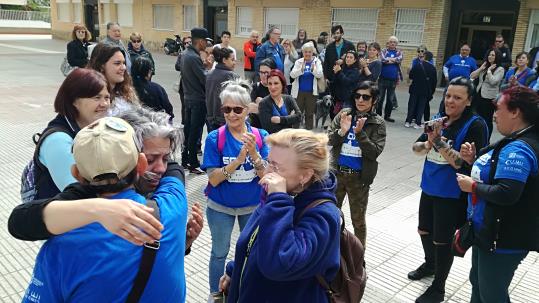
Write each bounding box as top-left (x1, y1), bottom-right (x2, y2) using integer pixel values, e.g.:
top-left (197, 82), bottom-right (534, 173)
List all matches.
top-left (471, 181), bottom-right (477, 193)
top-left (221, 166), bottom-right (232, 180)
top-left (253, 158), bottom-right (267, 171)
top-left (471, 181), bottom-right (478, 206)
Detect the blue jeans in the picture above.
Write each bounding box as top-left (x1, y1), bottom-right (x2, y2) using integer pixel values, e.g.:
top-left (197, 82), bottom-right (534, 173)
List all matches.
top-left (207, 207), bottom-right (252, 292)
top-left (469, 246), bottom-right (528, 303)
top-left (377, 78), bottom-right (397, 118)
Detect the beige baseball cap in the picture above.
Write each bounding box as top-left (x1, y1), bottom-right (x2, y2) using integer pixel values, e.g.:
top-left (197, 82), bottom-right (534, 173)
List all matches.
top-left (73, 117), bottom-right (139, 185)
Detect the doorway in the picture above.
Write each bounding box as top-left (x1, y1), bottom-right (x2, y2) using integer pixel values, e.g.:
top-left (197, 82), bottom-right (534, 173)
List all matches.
top-left (84, 0), bottom-right (99, 41)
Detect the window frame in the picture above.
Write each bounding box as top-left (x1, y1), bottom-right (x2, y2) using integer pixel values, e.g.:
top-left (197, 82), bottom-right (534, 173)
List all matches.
top-left (330, 8), bottom-right (379, 43)
top-left (153, 4), bottom-right (175, 31)
top-left (236, 7), bottom-right (253, 37)
top-left (183, 5), bottom-right (196, 31)
top-left (264, 8), bottom-right (299, 39)
top-left (394, 8), bottom-right (427, 47)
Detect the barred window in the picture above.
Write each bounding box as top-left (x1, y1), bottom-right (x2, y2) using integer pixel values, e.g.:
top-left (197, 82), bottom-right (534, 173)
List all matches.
top-left (153, 5), bottom-right (174, 30)
top-left (264, 8), bottom-right (299, 39)
top-left (331, 8), bottom-right (379, 43)
top-left (394, 8), bottom-right (427, 46)
top-left (183, 5), bottom-right (196, 31)
top-left (101, 3), bottom-right (112, 24)
top-left (72, 0), bottom-right (81, 23)
top-left (236, 7), bottom-right (253, 36)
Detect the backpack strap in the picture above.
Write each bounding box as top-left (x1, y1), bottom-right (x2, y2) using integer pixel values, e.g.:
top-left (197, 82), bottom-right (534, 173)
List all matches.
top-left (126, 199), bottom-right (161, 303)
top-left (32, 126), bottom-right (72, 172)
top-left (217, 125), bottom-right (263, 154)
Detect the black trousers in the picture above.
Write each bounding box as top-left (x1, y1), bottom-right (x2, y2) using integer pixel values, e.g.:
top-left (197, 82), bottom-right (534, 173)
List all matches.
top-left (473, 95), bottom-right (495, 140)
top-left (406, 93), bottom-right (429, 124)
top-left (182, 102), bottom-right (206, 167)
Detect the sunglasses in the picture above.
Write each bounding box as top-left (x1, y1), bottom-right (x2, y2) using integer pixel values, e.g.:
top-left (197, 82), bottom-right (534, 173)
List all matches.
top-left (354, 93), bottom-right (372, 101)
top-left (132, 40), bottom-right (141, 43)
top-left (417, 49), bottom-right (425, 53)
top-left (221, 106), bottom-right (244, 114)
top-left (496, 40), bottom-right (504, 43)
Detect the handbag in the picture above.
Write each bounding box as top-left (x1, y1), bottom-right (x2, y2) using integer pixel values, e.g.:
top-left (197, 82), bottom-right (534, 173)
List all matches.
top-left (451, 189), bottom-right (478, 257)
top-left (315, 59), bottom-right (327, 93)
top-left (60, 56), bottom-right (75, 77)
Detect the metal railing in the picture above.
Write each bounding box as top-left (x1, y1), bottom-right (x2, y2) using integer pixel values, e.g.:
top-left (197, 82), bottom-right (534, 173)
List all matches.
top-left (0, 8), bottom-right (51, 23)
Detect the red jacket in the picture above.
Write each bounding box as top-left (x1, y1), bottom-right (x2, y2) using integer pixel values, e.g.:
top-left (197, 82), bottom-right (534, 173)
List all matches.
top-left (243, 40), bottom-right (260, 71)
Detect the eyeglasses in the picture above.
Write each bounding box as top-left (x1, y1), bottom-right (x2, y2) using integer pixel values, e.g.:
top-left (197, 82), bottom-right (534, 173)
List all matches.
top-left (266, 160), bottom-right (282, 172)
top-left (495, 40), bottom-right (504, 43)
top-left (354, 93), bottom-right (372, 101)
top-left (132, 40), bottom-right (141, 43)
top-left (259, 71), bottom-right (270, 76)
top-left (221, 106), bottom-right (245, 114)
top-left (76, 30), bottom-right (86, 34)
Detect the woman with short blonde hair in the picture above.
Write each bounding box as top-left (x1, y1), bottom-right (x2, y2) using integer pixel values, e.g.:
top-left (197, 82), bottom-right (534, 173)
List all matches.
top-left (220, 128), bottom-right (341, 302)
top-left (67, 24), bottom-right (92, 68)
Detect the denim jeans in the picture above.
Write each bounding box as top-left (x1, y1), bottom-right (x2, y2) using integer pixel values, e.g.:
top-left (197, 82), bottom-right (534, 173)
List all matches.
top-left (377, 78), bottom-right (397, 118)
top-left (469, 246), bottom-right (528, 303)
top-left (207, 207), bottom-right (252, 292)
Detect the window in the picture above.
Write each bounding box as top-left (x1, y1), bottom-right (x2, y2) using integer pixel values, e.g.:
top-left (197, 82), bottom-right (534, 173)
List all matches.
top-left (526, 10), bottom-right (539, 51)
top-left (394, 8), bottom-right (427, 46)
top-left (264, 8), bottom-right (299, 39)
top-left (331, 8), bottom-right (379, 43)
top-left (116, 3), bottom-right (133, 27)
top-left (236, 7), bottom-right (253, 36)
top-left (72, 0), bottom-right (81, 23)
top-left (101, 3), bottom-right (112, 24)
top-left (56, 0), bottom-right (70, 22)
top-left (153, 5), bottom-right (174, 30)
top-left (183, 5), bottom-right (196, 31)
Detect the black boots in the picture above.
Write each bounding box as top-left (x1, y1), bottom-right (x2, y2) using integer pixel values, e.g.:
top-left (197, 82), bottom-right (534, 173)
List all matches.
top-left (416, 244), bottom-right (453, 303)
top-left (408, 234), bottom-right (435, 280)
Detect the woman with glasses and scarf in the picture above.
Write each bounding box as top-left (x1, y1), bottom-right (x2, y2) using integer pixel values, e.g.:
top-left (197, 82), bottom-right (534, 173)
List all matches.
top-left (327, 81), bottom-right (386, 247)
top-left (201, 79), bottom-right (270, 299)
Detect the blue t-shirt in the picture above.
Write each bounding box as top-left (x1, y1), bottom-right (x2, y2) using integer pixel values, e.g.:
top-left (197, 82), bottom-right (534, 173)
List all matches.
top-left (335, 43), bottom-right (344, 58)
top-left (444, 55), bottom-right (477, 81)
top-left (39, 132), bottom-right (77, 191)
top-left (299, 61), bottom-right (315, 92)
top-left (272, 44), bottom-right (284, 72)
top-left (504, 67), bottom-right (536, 86)
top-left (380, 49), bottom-right (400, 80)
top-left (201, 125), bottom-right (270, 208)
top-left (468, 140), bottom-right (538, 253)
top-left (338, 121), bottom-right (363, 170)
top-left (22, 177), bottom-right (188, 303)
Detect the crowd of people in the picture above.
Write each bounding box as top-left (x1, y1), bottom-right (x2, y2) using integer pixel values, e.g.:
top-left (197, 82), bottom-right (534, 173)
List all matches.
top-left (6, 20), bottom-right (539, 303)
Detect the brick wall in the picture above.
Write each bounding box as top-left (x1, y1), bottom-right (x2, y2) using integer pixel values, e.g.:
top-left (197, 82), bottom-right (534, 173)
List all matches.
top-left (514, 0), bottom-right (532, 55)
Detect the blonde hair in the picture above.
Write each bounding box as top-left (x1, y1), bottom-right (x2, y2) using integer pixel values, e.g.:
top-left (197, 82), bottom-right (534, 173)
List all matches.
top-left (282, 39), bottom-right (298, 57)
top-left (130, 32), bottom-right (142, 41)
top-left (265, 129), bottom-right (330, 183)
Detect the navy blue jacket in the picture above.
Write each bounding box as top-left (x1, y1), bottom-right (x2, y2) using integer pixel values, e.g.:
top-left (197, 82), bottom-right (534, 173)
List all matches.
top-left (409, 60), bottom-right (437, 98)
top-left (225, 173), bottom-right (341, 303)
top-left (334, 65), bottom-right (360, 106)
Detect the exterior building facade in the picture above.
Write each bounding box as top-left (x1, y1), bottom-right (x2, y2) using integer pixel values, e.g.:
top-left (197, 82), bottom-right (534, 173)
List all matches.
top-left (50, 0), bottom-right (539, 80)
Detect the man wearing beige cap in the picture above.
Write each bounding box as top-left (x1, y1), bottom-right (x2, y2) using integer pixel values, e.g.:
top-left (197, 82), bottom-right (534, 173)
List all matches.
top-left (22, 117), bottom-right (188, 303)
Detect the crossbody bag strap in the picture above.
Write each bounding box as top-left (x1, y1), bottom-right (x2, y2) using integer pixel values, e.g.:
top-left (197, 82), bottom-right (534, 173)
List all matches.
top-left (125, 199), bottom-right (161, 303)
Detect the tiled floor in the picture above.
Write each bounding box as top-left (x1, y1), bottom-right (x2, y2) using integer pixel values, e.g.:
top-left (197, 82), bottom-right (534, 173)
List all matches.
top-left (0, 36), bottom-right (537, 303)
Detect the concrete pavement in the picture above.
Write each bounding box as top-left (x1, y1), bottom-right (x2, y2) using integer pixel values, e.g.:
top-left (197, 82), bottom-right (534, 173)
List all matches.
top-left (0, 35), bottom-right (537, 303)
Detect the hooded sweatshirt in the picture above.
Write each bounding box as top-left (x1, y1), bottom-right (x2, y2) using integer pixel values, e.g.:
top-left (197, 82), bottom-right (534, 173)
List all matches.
top-left (225, 172), bottom-right (341, 303)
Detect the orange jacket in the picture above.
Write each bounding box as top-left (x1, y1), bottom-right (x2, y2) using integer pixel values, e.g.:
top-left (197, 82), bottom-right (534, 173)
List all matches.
top-left (243, 40), bottom-right (261, 71)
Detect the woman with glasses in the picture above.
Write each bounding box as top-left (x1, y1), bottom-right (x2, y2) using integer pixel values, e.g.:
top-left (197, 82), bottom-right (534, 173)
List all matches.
top-left (405, 46), bottom-right (438, 129)
top-left (201, 79), bottom-right (270, 299)
top-left (501, 52), bottom-right (536, 90)
top-left (67, 24), bottom-right (92, 68)
top-left (259, 69), bottom-right (302, 134)
top-left (248, 58), bottom-right (276, 128)
top-left (219, 128), bottom-right (341, 302)
top-left (128, 32), bottom-right (155, 75)
top-left (328, 81), bottom-right (386, 247)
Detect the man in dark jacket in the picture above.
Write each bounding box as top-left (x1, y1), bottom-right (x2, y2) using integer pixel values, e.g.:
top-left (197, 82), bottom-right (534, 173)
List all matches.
top-left (405, 50), bottom-right (437, 128)
top-left (180, 27), bottom-right (212, 174)
top-left (493, 34), bottom-right (512, 71)
top-left (323, 25), bottom-right (355, 104)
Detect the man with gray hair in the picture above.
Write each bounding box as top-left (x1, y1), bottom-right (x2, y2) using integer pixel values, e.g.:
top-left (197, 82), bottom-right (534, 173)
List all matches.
top-left (102, 22), bottom-right (132, 73)
top-left (254, 26), bottom-right (285, 72)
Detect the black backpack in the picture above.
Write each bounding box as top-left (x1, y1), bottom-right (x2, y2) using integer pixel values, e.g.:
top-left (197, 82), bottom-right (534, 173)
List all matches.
top-left (297, 199), bottom-right (367, 303)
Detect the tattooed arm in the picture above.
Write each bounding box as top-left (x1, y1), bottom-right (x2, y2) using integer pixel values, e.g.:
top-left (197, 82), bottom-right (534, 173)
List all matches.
top-left (432, 136), bottom-right (466, 169)
top-left (412, 141), bottom-right (432, 156)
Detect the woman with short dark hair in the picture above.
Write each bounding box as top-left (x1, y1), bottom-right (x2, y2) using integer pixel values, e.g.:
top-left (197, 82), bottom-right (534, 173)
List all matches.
top-left (409, 77), bottom-right (489, 303)
top-left (31, 68), bottom-right (111, 201)
top-left (259, 69), bottom-right (302, 133)
top-left (132, 57), bottom-right (173, 120)
top-left (67, 24), bottom-right (92, 68)
top-left (457, 86), bottom-right (539, 302)
top-left (328, 81), bottom-right (386, 247)
top-left (501, 52), bottom-right (536, 89)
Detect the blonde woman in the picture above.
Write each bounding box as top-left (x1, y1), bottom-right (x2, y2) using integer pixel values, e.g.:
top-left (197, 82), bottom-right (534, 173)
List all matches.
top-left (282, 38), bottom-right (298, 92)
top-left (220, 129), bottom-right (341, 302)
top-left (290, 41), bottom-right (324, 129)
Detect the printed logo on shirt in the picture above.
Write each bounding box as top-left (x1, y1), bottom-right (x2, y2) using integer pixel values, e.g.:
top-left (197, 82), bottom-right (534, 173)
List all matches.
top-left (340, 128), bottom-right (362, 158)
top-left (426, 139), bottom-right (454, 165)
top-left (222, 156), bottom-right (257, 183)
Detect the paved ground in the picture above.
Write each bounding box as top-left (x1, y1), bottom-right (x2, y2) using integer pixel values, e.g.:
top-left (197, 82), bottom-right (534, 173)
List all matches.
top-left (0, 35), bottom-right (537, 303)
